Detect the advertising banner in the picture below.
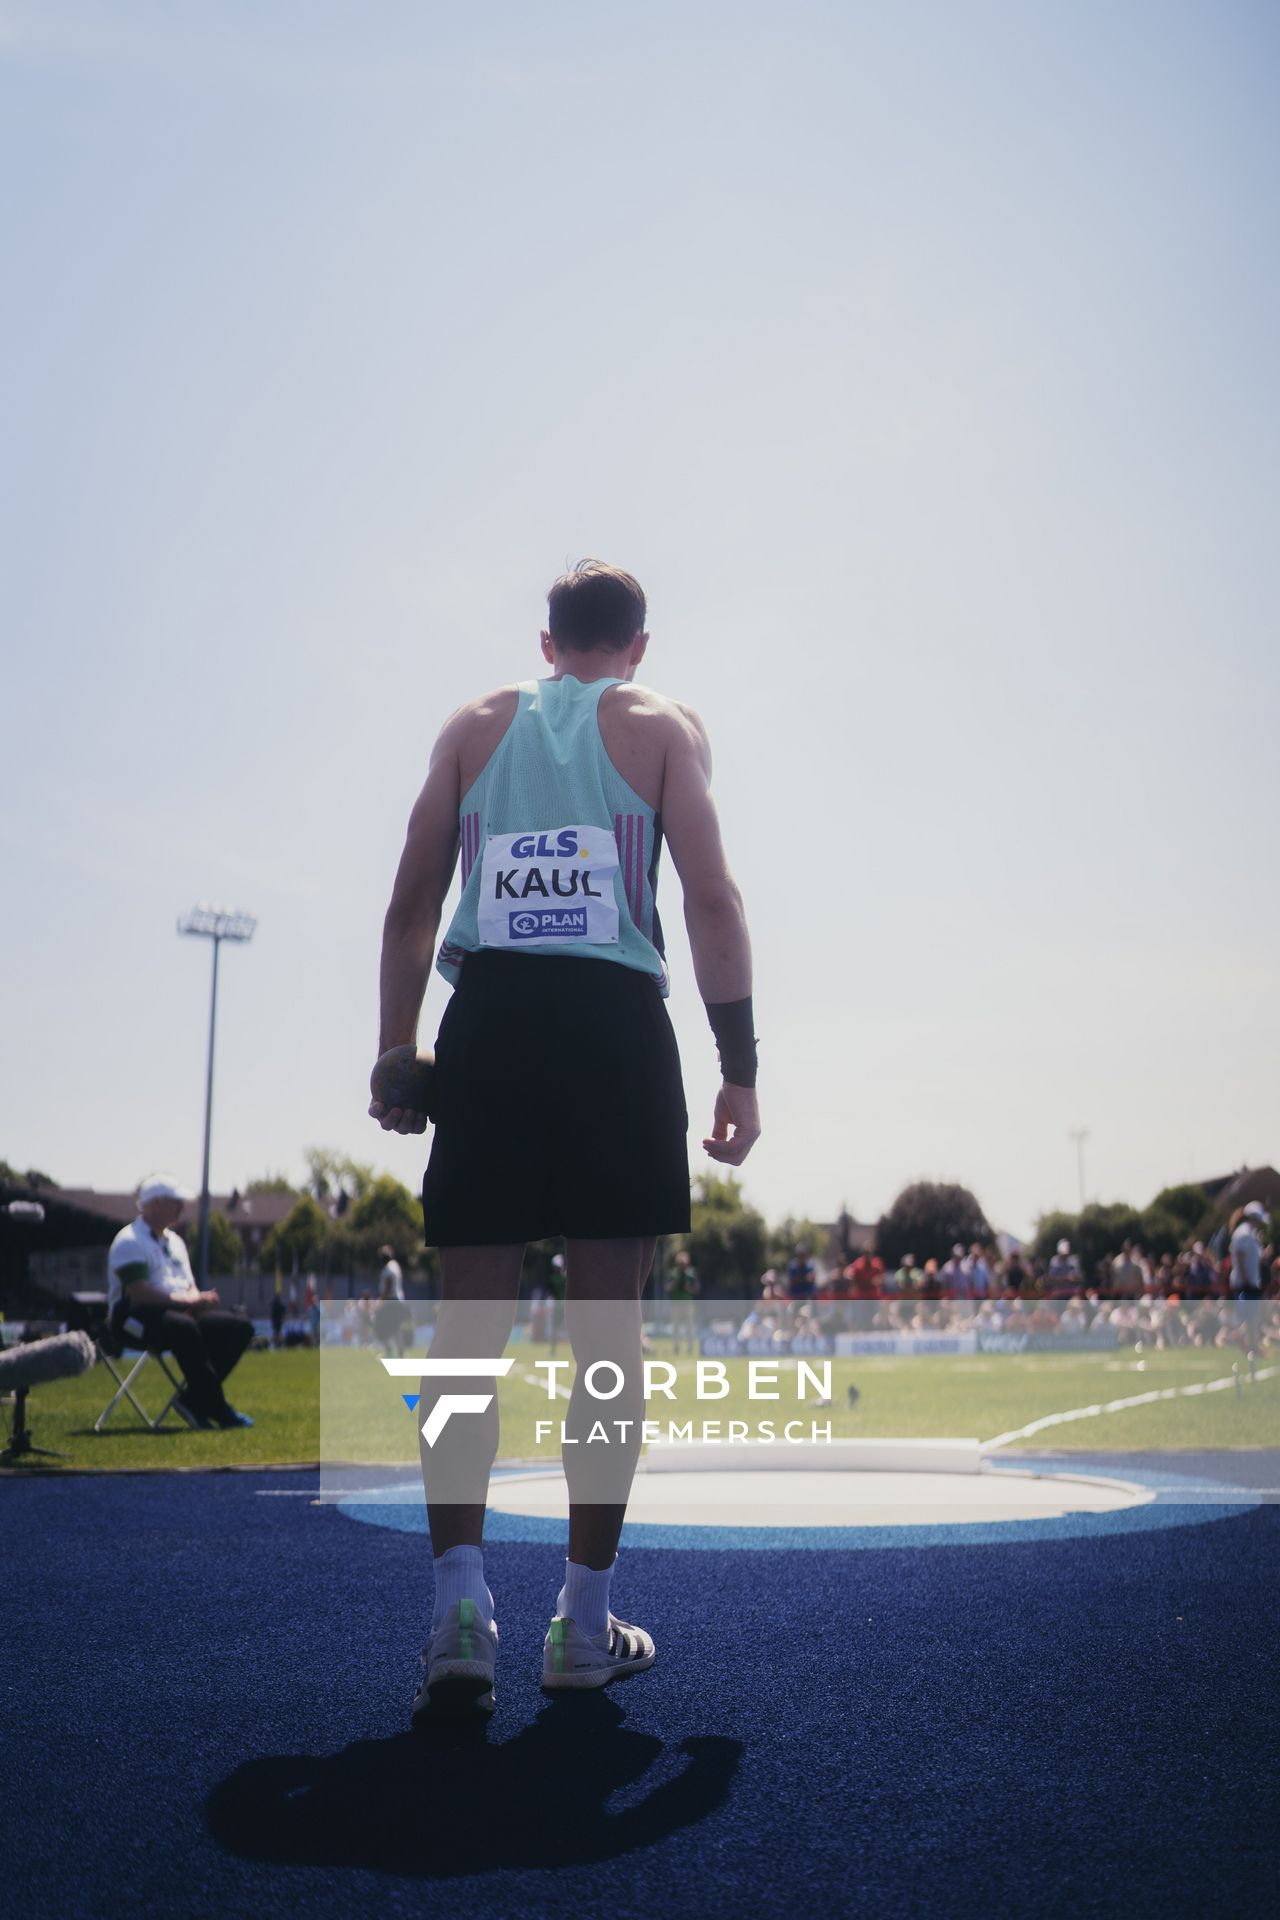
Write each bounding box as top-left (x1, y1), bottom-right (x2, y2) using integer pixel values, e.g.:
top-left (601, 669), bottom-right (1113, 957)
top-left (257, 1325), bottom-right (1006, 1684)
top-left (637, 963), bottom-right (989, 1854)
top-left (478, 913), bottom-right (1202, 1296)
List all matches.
top-left (835, 1332), bottom-right (978, 1356)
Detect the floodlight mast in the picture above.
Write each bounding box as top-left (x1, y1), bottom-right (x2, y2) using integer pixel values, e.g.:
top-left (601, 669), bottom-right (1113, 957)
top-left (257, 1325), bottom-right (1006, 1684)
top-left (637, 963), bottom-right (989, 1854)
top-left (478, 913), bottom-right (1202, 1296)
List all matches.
top-left (178, 904), bottom-right (256, 1286)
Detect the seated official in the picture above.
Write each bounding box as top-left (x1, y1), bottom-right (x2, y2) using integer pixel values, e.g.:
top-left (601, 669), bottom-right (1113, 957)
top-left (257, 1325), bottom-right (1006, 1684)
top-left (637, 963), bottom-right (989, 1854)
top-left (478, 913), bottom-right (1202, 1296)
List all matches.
top-left (107, 1176), bottom-right (254, 1430)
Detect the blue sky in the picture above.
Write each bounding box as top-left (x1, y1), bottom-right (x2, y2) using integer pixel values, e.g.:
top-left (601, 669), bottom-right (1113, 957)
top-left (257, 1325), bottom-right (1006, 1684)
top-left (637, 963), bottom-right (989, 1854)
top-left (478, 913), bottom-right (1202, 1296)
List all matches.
top-left (2, 0), bottom-right (1276, 1240)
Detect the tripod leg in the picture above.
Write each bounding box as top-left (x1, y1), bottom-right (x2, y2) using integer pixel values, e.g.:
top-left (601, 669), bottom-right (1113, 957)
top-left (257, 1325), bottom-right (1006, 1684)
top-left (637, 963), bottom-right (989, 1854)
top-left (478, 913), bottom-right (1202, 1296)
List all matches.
top-left (2, 1390), bottom-right (68, 1463)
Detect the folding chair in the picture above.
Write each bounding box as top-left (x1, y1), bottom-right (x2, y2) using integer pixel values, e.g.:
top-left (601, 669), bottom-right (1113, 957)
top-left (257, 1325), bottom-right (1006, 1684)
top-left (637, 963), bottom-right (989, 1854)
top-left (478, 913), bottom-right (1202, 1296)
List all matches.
top-left (93, 1316), bottom-right (197, 1433)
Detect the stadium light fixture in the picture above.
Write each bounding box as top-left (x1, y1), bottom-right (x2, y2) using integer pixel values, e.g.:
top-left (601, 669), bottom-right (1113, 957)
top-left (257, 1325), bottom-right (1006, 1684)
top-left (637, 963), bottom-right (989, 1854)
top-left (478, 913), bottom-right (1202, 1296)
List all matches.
top-left (1069, 1127), bottom-right (1089, 1213)
top-left (179, 903), bottom-right (257, 1285)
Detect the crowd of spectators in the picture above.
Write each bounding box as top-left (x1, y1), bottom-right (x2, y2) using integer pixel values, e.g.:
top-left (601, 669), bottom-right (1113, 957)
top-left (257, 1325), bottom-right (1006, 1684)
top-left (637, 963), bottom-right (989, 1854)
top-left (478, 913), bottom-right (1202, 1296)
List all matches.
top-left (280, 1211), bottom-right (1280, 1359)
top-left (739, 1288), bottom-right (1278, 1353)
top-left (734, 1206), bottom-right (1278, 1352)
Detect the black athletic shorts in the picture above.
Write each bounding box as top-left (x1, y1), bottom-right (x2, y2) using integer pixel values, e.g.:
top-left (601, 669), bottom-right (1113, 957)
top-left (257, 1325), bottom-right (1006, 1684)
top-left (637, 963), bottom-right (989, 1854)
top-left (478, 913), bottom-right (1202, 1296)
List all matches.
top-left (422, 950), bottom-right (691, 1246)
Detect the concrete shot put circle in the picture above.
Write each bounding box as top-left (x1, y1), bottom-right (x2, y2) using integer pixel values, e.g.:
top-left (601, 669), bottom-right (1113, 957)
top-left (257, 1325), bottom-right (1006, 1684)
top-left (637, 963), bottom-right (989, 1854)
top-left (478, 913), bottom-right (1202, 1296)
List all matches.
top-left (335, 1439), bottom-right (1257, 1551)
top-left (491, 1439), bottom-right (1141, 1528)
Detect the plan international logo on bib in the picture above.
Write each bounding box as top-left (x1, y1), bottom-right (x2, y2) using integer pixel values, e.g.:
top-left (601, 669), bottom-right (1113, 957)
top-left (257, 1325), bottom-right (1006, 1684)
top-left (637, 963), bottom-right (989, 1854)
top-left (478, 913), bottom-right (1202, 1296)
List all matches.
top-left (510, 907), bottom-right (588, 939)
top-left (478, 822), bottom-right (620, 949)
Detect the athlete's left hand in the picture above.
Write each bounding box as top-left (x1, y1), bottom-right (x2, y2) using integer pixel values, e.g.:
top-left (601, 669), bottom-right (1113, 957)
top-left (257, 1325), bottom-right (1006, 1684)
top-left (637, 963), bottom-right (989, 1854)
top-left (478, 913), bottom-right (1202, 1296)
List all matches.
top-left (368, 1097), bottom-right (429, 1135)
top-left (703, 1083), bottom-right (760, 1166)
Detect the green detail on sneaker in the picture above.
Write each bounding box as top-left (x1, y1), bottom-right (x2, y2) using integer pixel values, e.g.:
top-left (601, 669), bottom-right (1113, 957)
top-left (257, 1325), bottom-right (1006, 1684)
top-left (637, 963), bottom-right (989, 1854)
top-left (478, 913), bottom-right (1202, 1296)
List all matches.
top-left (458, 1596), bottom-right (475, 1658)
top-left (549, 1616), bottom-right (567, 1673)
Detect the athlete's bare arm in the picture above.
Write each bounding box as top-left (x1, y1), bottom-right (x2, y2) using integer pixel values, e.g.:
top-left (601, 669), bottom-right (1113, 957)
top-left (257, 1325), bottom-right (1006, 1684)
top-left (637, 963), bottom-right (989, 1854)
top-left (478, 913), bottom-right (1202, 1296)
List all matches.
top-left (372, 712), bottom-right (467, 1132)
top-left (660, 704), bottom-right (750, 1001)
top-left (375, 686), bottom-right (522, 1102)
top-left (660, 703), bottom-right (760, 1166)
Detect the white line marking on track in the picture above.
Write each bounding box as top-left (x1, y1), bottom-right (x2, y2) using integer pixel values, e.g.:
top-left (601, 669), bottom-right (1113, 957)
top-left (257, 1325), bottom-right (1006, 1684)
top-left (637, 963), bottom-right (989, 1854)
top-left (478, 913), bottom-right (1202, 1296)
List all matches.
top-left (521, 1367), bottom-right (571, 1399)
top-left (983, 1364), bottom-right (1279, 1451)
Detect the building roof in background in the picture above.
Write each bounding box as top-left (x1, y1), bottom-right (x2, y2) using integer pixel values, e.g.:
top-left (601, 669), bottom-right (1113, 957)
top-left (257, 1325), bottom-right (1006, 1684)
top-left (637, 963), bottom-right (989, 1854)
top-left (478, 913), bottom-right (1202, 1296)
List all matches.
top-left (1195, 1166), bottom-right (1280, 1214)
top-left (5, 1184), bottom-right (332, 1236)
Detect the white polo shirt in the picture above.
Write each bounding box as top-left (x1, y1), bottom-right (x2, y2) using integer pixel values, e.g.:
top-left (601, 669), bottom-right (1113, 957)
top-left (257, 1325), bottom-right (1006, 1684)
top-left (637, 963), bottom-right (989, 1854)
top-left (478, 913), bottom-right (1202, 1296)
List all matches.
top-left (1230, 1222), bottom-right (1262, 1292)
top-left (107, 1215), bottom-right (197, 1316)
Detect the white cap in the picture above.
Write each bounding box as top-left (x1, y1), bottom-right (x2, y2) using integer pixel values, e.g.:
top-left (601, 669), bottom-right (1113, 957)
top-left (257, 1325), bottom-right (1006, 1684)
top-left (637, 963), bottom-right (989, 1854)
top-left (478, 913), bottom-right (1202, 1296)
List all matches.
top-left (1243, 1201), bottom-right (1268, 1222)
top-left (139, 1175), bottom-right (194, 1205)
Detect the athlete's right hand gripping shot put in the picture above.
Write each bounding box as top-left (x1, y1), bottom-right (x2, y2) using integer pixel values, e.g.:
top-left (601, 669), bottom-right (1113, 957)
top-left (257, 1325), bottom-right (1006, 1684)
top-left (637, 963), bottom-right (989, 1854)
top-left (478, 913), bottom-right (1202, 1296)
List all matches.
top-left (372, 560), bottom-right (759, 1719)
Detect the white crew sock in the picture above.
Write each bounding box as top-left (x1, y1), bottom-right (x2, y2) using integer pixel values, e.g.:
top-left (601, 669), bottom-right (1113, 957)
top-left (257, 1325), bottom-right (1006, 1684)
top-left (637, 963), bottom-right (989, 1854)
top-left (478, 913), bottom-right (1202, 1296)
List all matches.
top-left (432, 1544), bottom-right (494, 1632)
top-left (557, 1556), bottom-right (615, 1641)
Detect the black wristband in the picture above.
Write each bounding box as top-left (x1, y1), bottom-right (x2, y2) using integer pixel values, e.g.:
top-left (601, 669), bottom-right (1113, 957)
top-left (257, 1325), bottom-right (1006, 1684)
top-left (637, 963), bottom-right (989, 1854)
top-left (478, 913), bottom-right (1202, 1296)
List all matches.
top-left (706, 996), bottom-right (758, 1088)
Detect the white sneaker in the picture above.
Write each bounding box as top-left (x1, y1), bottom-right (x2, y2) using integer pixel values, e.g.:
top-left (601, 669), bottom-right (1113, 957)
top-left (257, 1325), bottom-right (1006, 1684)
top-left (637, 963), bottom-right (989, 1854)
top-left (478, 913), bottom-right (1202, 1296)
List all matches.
top-left (542, 1612), bottom-right (656, 1691)
top-left (411, 1598), bottom-right (498, 1720)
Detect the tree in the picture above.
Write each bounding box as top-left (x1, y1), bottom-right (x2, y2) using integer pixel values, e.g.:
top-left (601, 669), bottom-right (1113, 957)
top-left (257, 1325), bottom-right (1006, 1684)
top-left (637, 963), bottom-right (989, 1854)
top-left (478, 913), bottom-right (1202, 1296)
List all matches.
top-left (246, 1173), bottom-right (298, 1197)
top-left (1139, 1206), bottom-right (1195, 1260)
top-left (0, 1162), bottom-right (56, 1190)
top-left (876, 1182), bottom-right (991, 1270)
top-left (1036, 1192), bottom-right (1219, 1277)
top-left (1031, 1209), bottom-right (1082, 1267)
top-left (679, 1174), bottom-right (768, 1296)
top-left (1146, 1184), bottom-right (1214, 1242)
top-left (767, 1217), bottom-right (833, 1273)
top-left (304, 1148), bottom-right (375, 1206)
top-left (180, 1209), bottom-right (242, 1279)
top-left (1074, 1202), bottom-right (1144, 1280)
top-left (346, 1175), bottom-right (425, 1272)
top-left (264, 1194), bottom-right (332, 1274)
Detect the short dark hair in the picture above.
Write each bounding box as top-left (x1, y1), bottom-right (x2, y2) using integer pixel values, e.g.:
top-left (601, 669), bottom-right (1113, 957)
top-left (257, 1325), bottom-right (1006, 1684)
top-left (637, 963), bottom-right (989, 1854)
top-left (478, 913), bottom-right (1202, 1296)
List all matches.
top-left (546, 560), bottom-right (646, 651)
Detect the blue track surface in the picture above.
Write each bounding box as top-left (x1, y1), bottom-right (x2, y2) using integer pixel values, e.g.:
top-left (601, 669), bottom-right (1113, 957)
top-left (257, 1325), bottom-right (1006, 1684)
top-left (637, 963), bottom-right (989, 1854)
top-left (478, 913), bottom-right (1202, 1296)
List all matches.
top-left (3, 1456), bottom-right (1276, 1918)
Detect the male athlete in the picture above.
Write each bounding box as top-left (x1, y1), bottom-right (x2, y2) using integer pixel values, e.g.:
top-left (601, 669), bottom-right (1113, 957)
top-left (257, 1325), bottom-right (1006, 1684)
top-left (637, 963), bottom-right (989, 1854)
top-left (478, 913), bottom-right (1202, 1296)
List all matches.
top-left (371, 560), bottom-right (759, 1717)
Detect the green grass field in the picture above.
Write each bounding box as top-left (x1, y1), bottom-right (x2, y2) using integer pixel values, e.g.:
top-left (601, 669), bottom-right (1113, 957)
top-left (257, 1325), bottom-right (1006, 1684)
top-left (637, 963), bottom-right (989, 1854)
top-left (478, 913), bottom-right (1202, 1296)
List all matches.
top-left (320, 1343), bottom-right (1280, 1467)
top-left (5, 1340), bottom-right (1276, 1472)
top-left (1, 1348), bottom-right (321, 1472)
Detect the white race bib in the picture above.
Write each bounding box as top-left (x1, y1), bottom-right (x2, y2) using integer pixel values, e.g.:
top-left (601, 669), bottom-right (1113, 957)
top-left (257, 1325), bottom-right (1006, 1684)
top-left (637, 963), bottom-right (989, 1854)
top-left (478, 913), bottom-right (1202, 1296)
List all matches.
top-left (477, 824), bottom-right (620, 949)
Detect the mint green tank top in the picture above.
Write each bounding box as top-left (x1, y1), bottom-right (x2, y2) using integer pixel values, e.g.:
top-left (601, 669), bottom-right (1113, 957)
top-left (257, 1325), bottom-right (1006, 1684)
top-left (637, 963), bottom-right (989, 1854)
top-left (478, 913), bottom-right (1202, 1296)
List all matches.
top-left (437, 676), bottom-right (669, 995)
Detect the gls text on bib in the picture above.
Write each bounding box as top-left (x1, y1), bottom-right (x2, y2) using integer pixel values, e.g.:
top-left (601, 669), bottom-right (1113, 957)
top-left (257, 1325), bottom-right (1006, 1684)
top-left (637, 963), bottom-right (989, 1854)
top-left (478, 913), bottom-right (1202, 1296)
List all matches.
top-left (477, 824), bottom-right (620, 948)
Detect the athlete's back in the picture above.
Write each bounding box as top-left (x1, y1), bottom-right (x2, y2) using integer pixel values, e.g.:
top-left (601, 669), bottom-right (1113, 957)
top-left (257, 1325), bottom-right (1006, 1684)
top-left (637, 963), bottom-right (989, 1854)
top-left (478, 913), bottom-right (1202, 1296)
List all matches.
top-left (373, 559), bottom-right (759, 1169)
top-left (437, 673), bottom-right (673, 989)
top-left (451, 677), bottom-right (688, 815)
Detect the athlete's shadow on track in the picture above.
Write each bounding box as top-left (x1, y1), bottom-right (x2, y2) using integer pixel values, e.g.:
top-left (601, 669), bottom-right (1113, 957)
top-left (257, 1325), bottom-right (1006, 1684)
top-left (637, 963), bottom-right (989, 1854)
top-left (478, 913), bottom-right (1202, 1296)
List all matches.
top-left (205, 1694), bottom-right (742, 1877)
